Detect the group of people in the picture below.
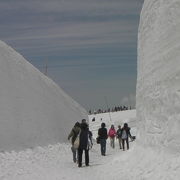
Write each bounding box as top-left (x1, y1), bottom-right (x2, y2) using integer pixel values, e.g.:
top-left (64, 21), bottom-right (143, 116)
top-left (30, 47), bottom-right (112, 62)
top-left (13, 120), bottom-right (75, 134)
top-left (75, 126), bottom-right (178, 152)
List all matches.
top-left (68, 119), bottom-right (134, 168)
top-left (68, 119), bottom-right (92, 168)
top-left (89, 106), bottom-right (131, 115)
top-left (98, 123), bottom-right (133, 156)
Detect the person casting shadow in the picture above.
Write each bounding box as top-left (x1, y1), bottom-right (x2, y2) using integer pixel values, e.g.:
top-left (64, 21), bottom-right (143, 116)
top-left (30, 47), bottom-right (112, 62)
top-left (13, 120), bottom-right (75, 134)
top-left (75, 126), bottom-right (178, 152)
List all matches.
top-left (98, 123), bottom-right (108, 156)
top-left (68, 122), bottom-right (81, 163)
top-left (78, 120), bottom-right (91, 167)
top-left (121, 123), bottom-right (132, 151)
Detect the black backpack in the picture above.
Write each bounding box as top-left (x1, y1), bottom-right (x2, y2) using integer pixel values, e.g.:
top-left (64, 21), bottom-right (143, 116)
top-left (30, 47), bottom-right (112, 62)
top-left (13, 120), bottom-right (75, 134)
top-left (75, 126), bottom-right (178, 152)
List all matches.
top-left (117, 129), bottom-right (122, 138)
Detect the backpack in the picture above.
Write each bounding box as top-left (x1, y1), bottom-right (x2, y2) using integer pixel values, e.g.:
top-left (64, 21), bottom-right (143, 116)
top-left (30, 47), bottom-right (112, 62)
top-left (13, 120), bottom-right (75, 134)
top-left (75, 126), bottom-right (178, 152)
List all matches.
top-left (121, 129), bottom-right (127, 139)
top-left (96, 136), bottom-right (100, 144)
top-left (73, 130), bottom-right (81, 149)
top-left (117, 129), bottom-right (122, 138)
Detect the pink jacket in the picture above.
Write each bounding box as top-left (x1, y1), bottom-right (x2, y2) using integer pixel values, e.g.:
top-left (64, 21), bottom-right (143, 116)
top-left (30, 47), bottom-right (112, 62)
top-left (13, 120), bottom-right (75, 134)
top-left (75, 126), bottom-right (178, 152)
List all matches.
top-left (108, 128), bottom-right (116, 138)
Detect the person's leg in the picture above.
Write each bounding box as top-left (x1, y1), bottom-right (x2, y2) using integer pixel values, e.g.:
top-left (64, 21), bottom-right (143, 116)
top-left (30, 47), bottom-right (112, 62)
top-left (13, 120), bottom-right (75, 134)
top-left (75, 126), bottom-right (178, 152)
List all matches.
top-left (112, 137), bottom-right (115, 148)
top-left (122, 139), bottom-right (125, 150)
top-left (110, 138), bottom-right (113, 148)
top-left (85, 149), bottom-right (89, 166)
top-left (71, 146), bottom-right (76, 163)
top-left (104, 139), bottom-right (106, 155)
top-left (101, 139), bottom-right (106, 155)
top-left (120, 138), bottom-right (122, 149)
top-left (76, 149), bottom-right (78, 163)
top-left (100, 139), bottom-right (104, 155)
top-left (78, 148), bottom-right (83, 167)
top-left (118, 138), bottom-right (122, 149)
top-left (126, 138), bottom-right (129, 150)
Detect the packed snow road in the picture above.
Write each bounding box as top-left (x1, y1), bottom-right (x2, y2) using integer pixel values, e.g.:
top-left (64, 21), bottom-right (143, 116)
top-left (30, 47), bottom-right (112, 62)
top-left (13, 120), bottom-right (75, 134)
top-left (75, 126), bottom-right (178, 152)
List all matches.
top-left (0, 138), bottom-right (136, 180)
top-left (0, 110), bottom-right (180, 180)
top-left (0, 110), bottom-right (136, 180)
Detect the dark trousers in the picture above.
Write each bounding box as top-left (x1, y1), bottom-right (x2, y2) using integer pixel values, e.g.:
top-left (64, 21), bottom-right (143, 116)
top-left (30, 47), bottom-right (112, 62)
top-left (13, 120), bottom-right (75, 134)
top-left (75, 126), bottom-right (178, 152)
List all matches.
top-left (122, 138), bottom-right (129, 150)
top-left (78, 148), bottom-right (89, 166)
top-left (100, 139), bottom-right (106, 155)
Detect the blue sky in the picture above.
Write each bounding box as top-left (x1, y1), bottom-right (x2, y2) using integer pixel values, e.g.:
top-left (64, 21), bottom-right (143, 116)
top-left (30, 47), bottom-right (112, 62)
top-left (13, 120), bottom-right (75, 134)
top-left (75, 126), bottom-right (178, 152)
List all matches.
top-left (0, 0), bottom-right (144, 110)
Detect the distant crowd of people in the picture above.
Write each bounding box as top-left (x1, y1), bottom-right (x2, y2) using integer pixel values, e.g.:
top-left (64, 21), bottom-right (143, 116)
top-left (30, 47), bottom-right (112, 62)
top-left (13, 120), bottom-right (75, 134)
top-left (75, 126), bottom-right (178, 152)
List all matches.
top-left (89, 105), bottom-right (131, 115)
top-left (68, 119), bottom-right (135, 168)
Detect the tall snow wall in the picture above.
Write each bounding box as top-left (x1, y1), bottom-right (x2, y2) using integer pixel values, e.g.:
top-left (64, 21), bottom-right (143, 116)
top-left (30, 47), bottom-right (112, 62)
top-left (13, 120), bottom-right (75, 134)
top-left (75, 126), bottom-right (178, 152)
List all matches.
top-left (137, 0), bottom-right (180, 150)
top-left (0, 40), bottom-right (88, 151)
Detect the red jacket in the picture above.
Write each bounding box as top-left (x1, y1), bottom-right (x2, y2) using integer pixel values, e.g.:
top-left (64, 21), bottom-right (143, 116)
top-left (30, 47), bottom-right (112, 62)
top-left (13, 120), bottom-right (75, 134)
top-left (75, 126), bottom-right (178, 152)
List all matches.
top-left (108, 128), bottom-right (116, 138)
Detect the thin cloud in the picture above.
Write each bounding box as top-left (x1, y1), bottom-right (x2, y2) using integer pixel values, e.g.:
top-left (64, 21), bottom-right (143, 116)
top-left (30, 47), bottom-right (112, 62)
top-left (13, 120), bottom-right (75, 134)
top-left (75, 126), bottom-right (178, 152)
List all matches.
top-left (0, 0), bottom-right (142, 53)
top-left (0, 0), bottom-right (143, 109)
top-left (2, 20), bottom-right (138, 57)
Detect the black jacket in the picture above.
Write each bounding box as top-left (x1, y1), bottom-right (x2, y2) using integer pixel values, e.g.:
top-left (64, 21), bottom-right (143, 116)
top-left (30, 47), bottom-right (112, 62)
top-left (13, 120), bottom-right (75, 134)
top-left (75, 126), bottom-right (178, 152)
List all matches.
top-left (79, 122), bottom-right (89, 150)
top-left (116, 129), bottom-right (122, 138)
top-left (98, 127), bottom-right (108, 139)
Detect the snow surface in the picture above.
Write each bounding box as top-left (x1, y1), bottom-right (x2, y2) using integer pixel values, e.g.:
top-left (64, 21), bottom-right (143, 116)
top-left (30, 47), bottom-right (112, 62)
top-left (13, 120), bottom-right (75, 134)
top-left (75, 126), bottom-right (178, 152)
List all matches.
top-left (137, 0), bottom-right (180, 150)
top-left (1, 110), bottom-right (180, 180)
top-left (0, 40), bottom-right (87, 151)
top-left (1, 0), bottom-right (180, 178)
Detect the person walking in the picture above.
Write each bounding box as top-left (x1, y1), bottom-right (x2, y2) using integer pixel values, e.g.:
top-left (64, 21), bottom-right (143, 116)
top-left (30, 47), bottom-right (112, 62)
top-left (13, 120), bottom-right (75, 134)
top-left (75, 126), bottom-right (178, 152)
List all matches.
top-left (116, 125), bottom-right (122, 149)
top-left (68, 122), bottom-right (81, 163)
top-left (108, 125), bottom-right (116, 148)
top-left (78, 121), bottom-right (90, 167)
top-left (121, 123), bottom-right (132, 151)
top-left (98, 123), bottom-right (108, 156)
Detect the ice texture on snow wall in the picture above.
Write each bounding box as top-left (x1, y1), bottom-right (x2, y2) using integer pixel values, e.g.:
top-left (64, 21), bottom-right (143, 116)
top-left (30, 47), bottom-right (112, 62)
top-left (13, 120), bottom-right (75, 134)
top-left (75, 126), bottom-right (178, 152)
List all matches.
top-left (137, 0), bottom-right (180, 150)
top-left (0, 40), bottom-right (87, 151)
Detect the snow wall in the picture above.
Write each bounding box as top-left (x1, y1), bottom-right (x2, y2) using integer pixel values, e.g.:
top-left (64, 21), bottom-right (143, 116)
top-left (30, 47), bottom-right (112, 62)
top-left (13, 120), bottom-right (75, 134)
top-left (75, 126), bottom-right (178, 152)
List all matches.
top-left (137, 0), bottom-right (180, 150)
top-left (0, 40), bottom-right (88, 151)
